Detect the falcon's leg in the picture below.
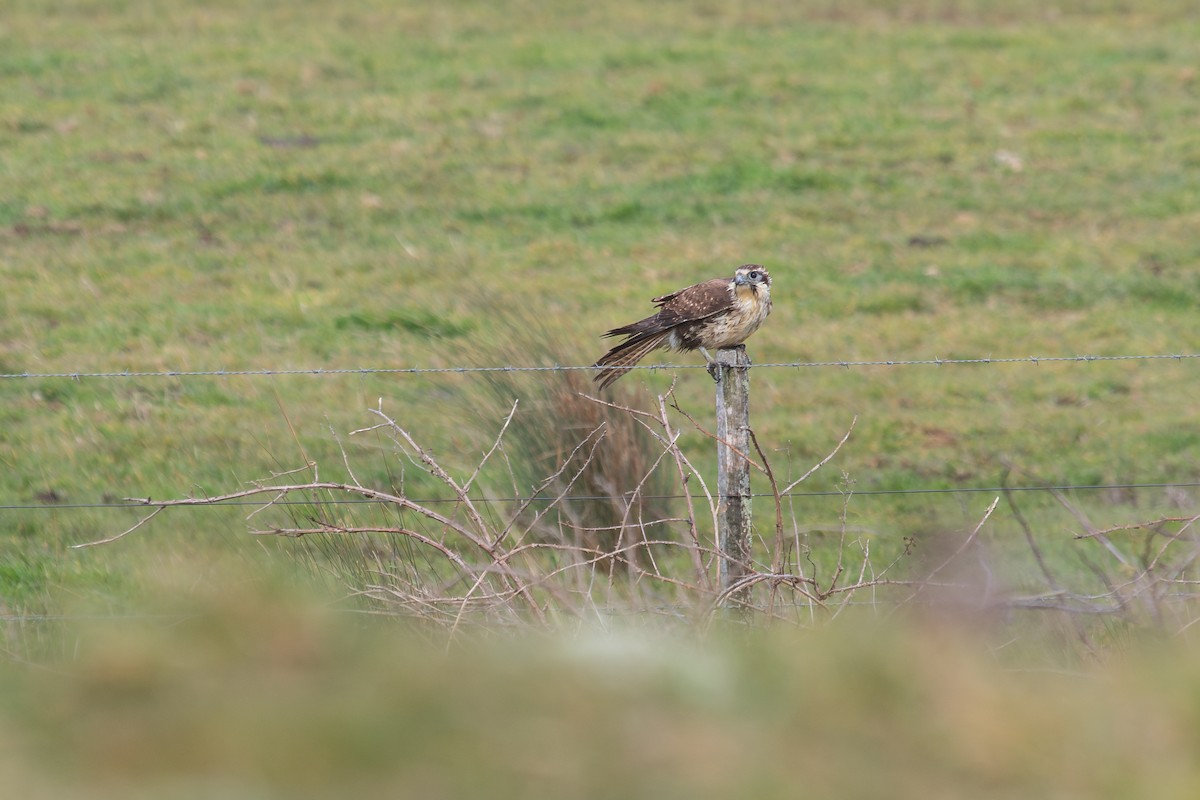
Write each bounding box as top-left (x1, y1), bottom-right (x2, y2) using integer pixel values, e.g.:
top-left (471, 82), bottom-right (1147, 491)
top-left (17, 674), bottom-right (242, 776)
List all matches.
top-left (699, 347), bottom-right (721, 383)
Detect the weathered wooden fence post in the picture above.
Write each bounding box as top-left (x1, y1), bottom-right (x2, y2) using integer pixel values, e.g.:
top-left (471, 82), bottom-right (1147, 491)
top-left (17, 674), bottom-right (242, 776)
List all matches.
top-left (715, 345), bottom-right (752, 612)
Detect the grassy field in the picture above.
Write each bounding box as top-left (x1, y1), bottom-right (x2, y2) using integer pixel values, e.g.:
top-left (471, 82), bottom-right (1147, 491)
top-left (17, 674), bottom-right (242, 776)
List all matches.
top-left (3, 0), bottom-right (1200, 793)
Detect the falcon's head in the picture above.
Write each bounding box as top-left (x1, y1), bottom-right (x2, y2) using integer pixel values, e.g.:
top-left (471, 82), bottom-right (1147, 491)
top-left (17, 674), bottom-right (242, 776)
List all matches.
top-left (733, 265), bottom-right (771, 293)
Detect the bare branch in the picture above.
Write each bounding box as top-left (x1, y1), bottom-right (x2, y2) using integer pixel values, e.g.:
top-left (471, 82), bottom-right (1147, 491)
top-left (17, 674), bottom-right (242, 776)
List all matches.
top-left (779, 416), bottom-right (857, 496)
top-left (655, 388), bottom-right (709, 589)
top-left (366, 405), bottom-right (492, 542)
top-left (74, 506), bottom-right (165, 548)
top-left (104, 482), bottom-right (491, 551)
top-left (1002, 467), bottom-right (1064, 594)
top-left (898, 496), bottom-right (1000, 609)
top-left (250, 523), bottom-right (476, 578)
top-left (1074, 513), bottom-right (1200, 540)
top-left (463, 399), bottom-right (519, 494)
top-left (668, 396), bottom-right (762, 473)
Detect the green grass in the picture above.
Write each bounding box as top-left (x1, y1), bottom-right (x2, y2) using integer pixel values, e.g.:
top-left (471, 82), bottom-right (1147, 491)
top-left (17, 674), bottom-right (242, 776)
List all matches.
top-left (1, 0), bottom-right (1196, 588)
top-left (2, 0), bottom-right (1200, 788)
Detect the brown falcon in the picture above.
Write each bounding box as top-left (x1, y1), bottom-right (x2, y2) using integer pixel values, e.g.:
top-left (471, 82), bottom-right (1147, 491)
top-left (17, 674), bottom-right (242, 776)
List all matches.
top-left (593, 264), bottom-right (772, 390)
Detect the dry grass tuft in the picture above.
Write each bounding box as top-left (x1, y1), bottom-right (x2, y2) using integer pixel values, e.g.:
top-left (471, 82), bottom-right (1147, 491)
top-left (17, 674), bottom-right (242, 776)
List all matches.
top-left (462, 319), bottom-right (676, 572)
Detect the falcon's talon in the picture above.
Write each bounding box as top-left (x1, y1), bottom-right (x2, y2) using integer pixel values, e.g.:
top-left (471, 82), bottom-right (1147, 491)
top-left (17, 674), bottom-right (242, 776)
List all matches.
top-left (592, 265), bottom-right (773, 390)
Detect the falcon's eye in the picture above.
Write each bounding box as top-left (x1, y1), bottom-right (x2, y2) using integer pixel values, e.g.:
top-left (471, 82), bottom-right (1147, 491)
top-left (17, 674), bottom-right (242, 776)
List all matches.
top-left (748, 271), bottom-right (760, 280)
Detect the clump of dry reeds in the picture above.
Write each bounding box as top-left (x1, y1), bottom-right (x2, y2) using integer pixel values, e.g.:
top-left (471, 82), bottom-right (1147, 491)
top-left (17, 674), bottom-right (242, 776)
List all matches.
top-left (471, 362), bottom-right (675, 574)
top-left (453, 314), bottom-right (687, 572)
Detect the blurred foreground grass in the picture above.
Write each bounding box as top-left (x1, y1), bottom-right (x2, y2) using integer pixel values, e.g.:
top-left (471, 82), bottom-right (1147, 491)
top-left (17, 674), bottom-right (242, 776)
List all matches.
top-left (4, 575), bottom-right (1200, 799)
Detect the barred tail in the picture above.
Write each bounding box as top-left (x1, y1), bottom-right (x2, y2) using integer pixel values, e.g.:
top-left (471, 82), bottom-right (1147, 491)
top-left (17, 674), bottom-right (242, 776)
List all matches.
top-left (593, 331), bottom-right (669, 390)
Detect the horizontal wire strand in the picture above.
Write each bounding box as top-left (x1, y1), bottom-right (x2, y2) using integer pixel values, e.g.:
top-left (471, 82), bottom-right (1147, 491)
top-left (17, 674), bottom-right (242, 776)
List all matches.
top-left (3, 481), bottom-right (1197, 512)
top-left (3, 354), bottom-right (1195, 511)
top-left (2, 352), bottom-right (1199, 380)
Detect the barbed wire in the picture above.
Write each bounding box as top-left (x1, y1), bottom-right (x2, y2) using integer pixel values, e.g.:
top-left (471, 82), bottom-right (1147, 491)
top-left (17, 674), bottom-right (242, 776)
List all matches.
top-left (2, 351), bottom-right (1198, 381)
top-left (3, 480), bottom-right (1196, 512)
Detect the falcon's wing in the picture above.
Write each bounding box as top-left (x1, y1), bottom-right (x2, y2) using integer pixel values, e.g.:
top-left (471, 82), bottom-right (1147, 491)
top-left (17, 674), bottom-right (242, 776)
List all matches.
top-left (650, 278), bottom-right (733, 327)
top-left (593, 277), bottom-right (735, 389)
top-left (601, 277), bottom-right (733, 339)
